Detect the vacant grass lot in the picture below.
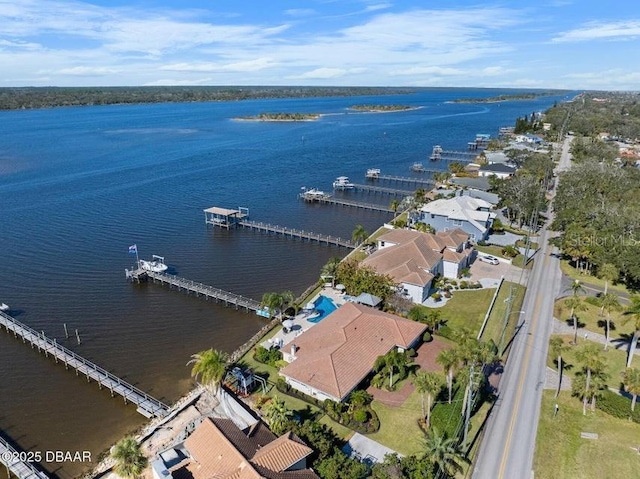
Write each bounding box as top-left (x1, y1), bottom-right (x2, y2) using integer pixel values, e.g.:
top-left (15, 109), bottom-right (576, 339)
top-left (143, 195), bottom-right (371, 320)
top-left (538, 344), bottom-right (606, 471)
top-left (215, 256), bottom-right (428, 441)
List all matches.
top-left (554, 297), bottom-right (634, 340)
top-left (481, 281), bottom-right (526, 349)
top-left (534, 391), bottom-right (640, 479)
top-left (439, 288), bottom-right (496, 336)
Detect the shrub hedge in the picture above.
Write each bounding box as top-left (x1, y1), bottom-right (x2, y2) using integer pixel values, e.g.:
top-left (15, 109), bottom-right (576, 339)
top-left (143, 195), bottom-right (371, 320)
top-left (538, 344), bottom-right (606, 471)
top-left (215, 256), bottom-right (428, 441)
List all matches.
top-left (596, 389), bottom-right (640, 423)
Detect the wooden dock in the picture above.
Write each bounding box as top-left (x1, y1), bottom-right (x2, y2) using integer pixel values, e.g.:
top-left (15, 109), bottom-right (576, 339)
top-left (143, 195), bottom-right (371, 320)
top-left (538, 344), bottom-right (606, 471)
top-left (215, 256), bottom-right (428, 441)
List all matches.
top-left (351, 183), bottom-right (414, 196)
top-left (0, 435), bottom-right (49, 479)
top-left (0, 311), bottom-right (169, 419)
top-left (238, 220), bottom-right (354, 248)
top-left (313, 196), bottom-right (395, 213)
top-left (376, 175), bottom-right (434, 187)
top-left (143, 271), bottom-right (268, 315)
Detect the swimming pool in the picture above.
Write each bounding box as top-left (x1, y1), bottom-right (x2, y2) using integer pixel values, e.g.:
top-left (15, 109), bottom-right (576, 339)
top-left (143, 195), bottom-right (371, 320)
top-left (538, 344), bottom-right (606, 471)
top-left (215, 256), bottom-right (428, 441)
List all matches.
top-left (307, 295), bottom-right (338, 323)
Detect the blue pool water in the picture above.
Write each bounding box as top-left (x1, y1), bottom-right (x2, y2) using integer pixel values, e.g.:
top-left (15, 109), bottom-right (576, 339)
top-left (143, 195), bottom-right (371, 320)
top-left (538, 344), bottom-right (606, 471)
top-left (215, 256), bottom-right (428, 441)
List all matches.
top-left (307, 295), bottom-right (338, 323)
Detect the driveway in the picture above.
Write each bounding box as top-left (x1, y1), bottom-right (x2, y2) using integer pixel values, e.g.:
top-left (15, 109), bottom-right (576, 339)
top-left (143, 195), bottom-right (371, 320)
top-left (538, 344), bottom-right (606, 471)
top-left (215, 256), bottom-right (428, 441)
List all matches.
top-left (469, 258), bottom-right (527, 286)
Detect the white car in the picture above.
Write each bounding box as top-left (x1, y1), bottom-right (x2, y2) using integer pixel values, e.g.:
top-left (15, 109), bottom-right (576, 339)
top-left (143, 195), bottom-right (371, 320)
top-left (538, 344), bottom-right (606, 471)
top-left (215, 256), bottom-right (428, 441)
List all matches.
top-left (479, 255), bottom-right (500, 265)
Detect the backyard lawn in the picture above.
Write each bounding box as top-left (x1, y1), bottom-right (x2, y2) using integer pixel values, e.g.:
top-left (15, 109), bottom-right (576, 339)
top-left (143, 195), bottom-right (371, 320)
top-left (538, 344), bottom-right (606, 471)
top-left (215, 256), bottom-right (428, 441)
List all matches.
top-left (534, 391), bottom-right (640, 479)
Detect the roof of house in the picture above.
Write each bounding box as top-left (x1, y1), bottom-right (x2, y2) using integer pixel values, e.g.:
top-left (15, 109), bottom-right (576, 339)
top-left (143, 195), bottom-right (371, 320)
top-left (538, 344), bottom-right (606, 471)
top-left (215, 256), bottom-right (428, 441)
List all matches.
top-left (435, 228), bottom-right (470, 249)
top-left (479, 163), bottom-right (516, 173)
top-left (483, 151), bottom-right (510, 164)
top-left (280, 302), bottom-right (426, 401)
top-left (173, 418), bottom-right (318, 479)
top-left (420, 196), bottom-right (496, 233)
top-left (364, 231), bottom-right (444, 286)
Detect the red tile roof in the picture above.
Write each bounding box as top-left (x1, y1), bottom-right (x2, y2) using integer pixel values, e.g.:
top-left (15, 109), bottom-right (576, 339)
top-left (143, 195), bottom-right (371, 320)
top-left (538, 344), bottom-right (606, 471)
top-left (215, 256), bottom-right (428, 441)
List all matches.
top-left (280, 303), bottom-right (426, 401)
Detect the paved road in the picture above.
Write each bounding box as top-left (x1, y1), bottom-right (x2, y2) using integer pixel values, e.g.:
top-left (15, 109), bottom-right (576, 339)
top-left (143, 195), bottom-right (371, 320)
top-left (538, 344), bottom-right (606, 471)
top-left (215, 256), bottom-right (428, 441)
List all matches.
top-left (472, 136), bottom-right (572, 479)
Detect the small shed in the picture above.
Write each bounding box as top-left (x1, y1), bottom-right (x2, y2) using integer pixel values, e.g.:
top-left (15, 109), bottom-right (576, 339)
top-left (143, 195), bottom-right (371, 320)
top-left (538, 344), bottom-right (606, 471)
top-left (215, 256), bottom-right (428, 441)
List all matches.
top-left (354, 292), bottom-right (382, 308)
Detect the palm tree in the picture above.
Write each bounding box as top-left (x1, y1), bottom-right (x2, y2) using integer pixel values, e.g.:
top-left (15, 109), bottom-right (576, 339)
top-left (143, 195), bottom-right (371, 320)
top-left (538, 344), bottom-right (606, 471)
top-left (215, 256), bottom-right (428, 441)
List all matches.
top-left (597, 263), bottom-right (618, 315)
top-left (571, 369), bottom-right (608, 412)
top-left (550, 336), bottom-right (569, 398)
top-left (389, 199), bottom-right (400, 218)
top-left (563, 296), bottom-right (586, 345)
top-left (413, 371), bottom-right (444, 428)
top-left (408, 304), bottom-right (428, 323)
top-left (598, 292), bottom-right (621, 350)
top-left (320, 257), bottom-right (341, 286)
top-left (436, 348), bottom-right (459, 404)
top-left (351, 224), bottom-right (369, 245)
top-left (425, 310), bottom-right (444, 333)
top-left (623, 296), bottom-right (640, 368)
top-left (348, 389), bottom-right (373, 408)
top-left (621, 367), bottom-right (640, 411)
top-left (261, 291), bottom-right (294, 320)
top-left (263, 395), bottom-right (294, 435)
top-left (422, 428), bottom-right (468, 477)
top-left (575, 343), bottom-right (607, 415)
top-left (111, 437), bottom-right (148, 479)
top-left (414, 188), bottom-right (427, 205)
top-left (374, 349), bottom-right (409, 389)
top-left (187, 348), bottom-right (229, 394)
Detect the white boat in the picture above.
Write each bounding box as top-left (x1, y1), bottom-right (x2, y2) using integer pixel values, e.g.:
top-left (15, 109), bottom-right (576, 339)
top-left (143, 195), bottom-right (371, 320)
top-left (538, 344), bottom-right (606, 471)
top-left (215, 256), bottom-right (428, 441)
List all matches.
top-left (429, 145), bottom-right (443, 161)
top-left (139, 255), bottom-right (168, 273)
top-left (411, 162), bottom-right (424, 172)
top-left (300, 187), bottom-right (328, 201)
top-left (332, 176), bottom-right (355, 189)
top-left (0, 303), bottom-right (9, 312)
top-left (366, 168), bottom-right (381, 179)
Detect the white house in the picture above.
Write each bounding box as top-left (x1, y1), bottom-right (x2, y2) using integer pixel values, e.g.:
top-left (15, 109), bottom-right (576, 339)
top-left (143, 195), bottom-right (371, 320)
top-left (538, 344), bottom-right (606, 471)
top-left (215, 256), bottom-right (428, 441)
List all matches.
top-left (418, 195), bottom-right (496, 241)
top-left (478, 163), bottom-right (517, 179)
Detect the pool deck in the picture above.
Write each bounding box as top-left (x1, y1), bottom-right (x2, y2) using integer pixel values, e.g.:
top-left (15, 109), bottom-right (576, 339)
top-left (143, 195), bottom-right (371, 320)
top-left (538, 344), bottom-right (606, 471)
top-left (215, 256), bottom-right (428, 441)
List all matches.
top-left (261, 286), bottom-right (347, 350)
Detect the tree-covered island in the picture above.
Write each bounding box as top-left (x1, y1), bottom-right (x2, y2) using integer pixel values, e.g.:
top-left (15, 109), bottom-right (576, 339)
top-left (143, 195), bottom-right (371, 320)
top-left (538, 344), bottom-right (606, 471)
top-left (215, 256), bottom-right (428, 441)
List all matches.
top-left (234, 112), bottom-right (321, 121)
top-left (349, 104), bottom-right (417, 112)
top-left (450, 90), bottom-right (570, 103)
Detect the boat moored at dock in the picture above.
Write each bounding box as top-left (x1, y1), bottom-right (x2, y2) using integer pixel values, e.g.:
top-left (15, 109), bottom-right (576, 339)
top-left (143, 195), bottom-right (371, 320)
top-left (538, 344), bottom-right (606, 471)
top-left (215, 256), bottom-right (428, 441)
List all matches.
top-left (299, 187), bottom-right (329, 201)
top-left (139, 255), bottom-right (168, 273)
top-left (332, 176), bottom-right (355, 189)
top-left (365, 168), bottom-right (381, 179)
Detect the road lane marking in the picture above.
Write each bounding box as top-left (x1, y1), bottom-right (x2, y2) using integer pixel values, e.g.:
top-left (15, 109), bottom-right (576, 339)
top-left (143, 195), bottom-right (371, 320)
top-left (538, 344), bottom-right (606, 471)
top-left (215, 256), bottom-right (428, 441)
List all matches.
top-left (497, 244), bottom-right (552, 478)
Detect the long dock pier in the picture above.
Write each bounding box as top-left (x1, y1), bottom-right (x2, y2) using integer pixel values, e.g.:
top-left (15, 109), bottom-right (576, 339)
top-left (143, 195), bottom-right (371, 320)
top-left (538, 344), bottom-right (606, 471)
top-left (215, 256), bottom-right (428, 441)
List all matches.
top-left (144, 271), bottom-right (267, 314)
top-left (314, 196), bottom-right (395, 213)
top-left (375, 175), bottom-right (434, 187)
top-left (351, 183), bottom-right (414, 196)
top-left (238, 220), bottom-right (354, 248)
top-left (0, 435), bottom-right (49, 479)
top-left (0, 311), bottom-right (169, 419)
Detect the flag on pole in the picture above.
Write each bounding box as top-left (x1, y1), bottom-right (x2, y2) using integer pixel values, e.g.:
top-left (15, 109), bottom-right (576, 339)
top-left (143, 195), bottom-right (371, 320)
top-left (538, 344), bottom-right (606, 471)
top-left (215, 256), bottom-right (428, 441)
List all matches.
top-left (128, 244), bottom-right (138, 254)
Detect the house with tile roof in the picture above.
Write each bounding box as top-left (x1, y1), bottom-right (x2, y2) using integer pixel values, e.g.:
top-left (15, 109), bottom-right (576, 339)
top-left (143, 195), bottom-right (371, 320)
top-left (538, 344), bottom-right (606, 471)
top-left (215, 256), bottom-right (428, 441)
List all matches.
top-left (279, 302), bottom-right (426, 403)
top-left (152, 417), bottom-right (319, 479)
top-left (361, 228), bottom-right (473, 303)
top-left (418, 195), bottom-right (496, 241)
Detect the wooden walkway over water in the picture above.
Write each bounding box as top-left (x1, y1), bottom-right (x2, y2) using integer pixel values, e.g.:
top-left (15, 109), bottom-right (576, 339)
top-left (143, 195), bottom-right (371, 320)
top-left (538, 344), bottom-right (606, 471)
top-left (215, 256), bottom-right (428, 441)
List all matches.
top-left (238, 220), bottom-right (354, 248)
top-left (351, 183), bottom-right (414, 196)
top-left (375, 175), bottom-right (434, 187)
top-left (0, 311), bottom-right (169, 419)
top-left (144, 271), bottom-right (267, 314)
top-left (314, 196), bottom-right (394, 213)
top-left (0, 436), bottom-right (49, 479)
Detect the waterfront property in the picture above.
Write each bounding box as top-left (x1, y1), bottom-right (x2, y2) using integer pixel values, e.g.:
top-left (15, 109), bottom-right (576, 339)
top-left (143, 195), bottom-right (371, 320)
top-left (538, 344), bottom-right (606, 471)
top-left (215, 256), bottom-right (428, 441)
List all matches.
top-left (0, 311), bottom-right (169, 418)
top-left (362, 228), bottom-right (473, 303)
top-left (478, 163), bottom-right (517, 179)
top-left (417, 194), bottom-right (496, 241)
top-left (279, 302), bottom-right (426, 403)
top-left (152, 417), bottom-right (318, 479)
top-left (203, 206), bottom-right (249, 229)
top-left (306, 295), bottom-right (338, 323)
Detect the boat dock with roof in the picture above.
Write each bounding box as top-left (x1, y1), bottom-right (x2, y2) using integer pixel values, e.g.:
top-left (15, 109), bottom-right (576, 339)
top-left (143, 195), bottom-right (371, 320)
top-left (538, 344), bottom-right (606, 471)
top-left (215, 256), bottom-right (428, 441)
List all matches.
top-left (0, 310), bottom-right (169, 418)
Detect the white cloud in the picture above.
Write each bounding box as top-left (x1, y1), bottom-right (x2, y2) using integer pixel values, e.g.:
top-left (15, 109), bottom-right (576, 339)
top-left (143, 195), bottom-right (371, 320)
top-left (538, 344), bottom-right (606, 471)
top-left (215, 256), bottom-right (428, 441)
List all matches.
top-left (161, 57), bottom-right (277, 73)
top-left (283, 9), bottom-right (316, 17)
top-left (390, 66), bottom-right (466, 76)
top-left (0, 39), bottom-right (42, 50)
top-left (294, 67), bottom-right (351, 79)
top-left (57, 66), bottom-right (121, 76)
top-left (552, 20), bottom-right (640, 42)
top-left (364, 4), bottom-right (393, 12)
top-left (144, 77), bottom-right (213, 86)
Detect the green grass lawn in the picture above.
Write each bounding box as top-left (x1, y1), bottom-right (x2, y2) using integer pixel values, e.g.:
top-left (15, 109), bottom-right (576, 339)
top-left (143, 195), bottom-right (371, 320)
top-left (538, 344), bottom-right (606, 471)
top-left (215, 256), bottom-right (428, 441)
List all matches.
top-left (534, 390), bottom-right (640, 479)
top-left (560, 260), bottom-right (630, 295)
top-left (554, 297), bottom-right (634, 340)
top-left (439, 288), bottom-right (497, 336)
top-left (368, 388), bottom-right (426, 456)
top-left (481, 281), bottom-right (526, 350)
top-left (546, 335), bottom-right (640, 387)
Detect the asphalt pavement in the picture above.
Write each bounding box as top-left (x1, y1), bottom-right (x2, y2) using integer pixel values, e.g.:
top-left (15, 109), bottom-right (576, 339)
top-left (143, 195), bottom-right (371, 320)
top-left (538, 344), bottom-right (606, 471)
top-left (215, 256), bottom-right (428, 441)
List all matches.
top-left (472, 136), bottom-right (572, 479)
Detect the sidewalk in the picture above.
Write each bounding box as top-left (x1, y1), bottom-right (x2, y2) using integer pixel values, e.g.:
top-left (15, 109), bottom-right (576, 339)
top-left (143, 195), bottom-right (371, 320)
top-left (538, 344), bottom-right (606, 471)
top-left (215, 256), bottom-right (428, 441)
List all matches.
top-left (552, 317), bottom-right (639, 356)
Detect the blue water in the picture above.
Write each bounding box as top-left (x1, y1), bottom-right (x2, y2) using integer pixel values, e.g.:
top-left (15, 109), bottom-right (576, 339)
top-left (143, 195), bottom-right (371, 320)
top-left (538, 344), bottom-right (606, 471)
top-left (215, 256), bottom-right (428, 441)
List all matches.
top-left (0, 88), bottom-right (572, 477)
top-left (307, 295), bottom-right (338, 323)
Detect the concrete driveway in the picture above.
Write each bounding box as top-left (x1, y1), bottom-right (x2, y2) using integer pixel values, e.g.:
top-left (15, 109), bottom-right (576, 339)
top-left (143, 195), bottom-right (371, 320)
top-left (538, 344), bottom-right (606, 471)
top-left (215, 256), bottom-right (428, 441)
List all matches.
top-left (469, 258), bottom-right (527, 286)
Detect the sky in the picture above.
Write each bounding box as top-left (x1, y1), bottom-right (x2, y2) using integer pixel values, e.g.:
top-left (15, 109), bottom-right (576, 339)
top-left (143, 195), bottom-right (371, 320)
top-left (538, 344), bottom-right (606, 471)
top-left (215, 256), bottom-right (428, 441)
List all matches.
top-left (1, 0), bottom-right (639, 90)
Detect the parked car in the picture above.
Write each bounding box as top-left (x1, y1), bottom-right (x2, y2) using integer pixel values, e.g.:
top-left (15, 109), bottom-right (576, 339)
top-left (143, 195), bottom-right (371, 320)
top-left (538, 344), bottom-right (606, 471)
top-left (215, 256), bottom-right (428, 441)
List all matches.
top-left (479, 255), bottom-right (500, 265)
